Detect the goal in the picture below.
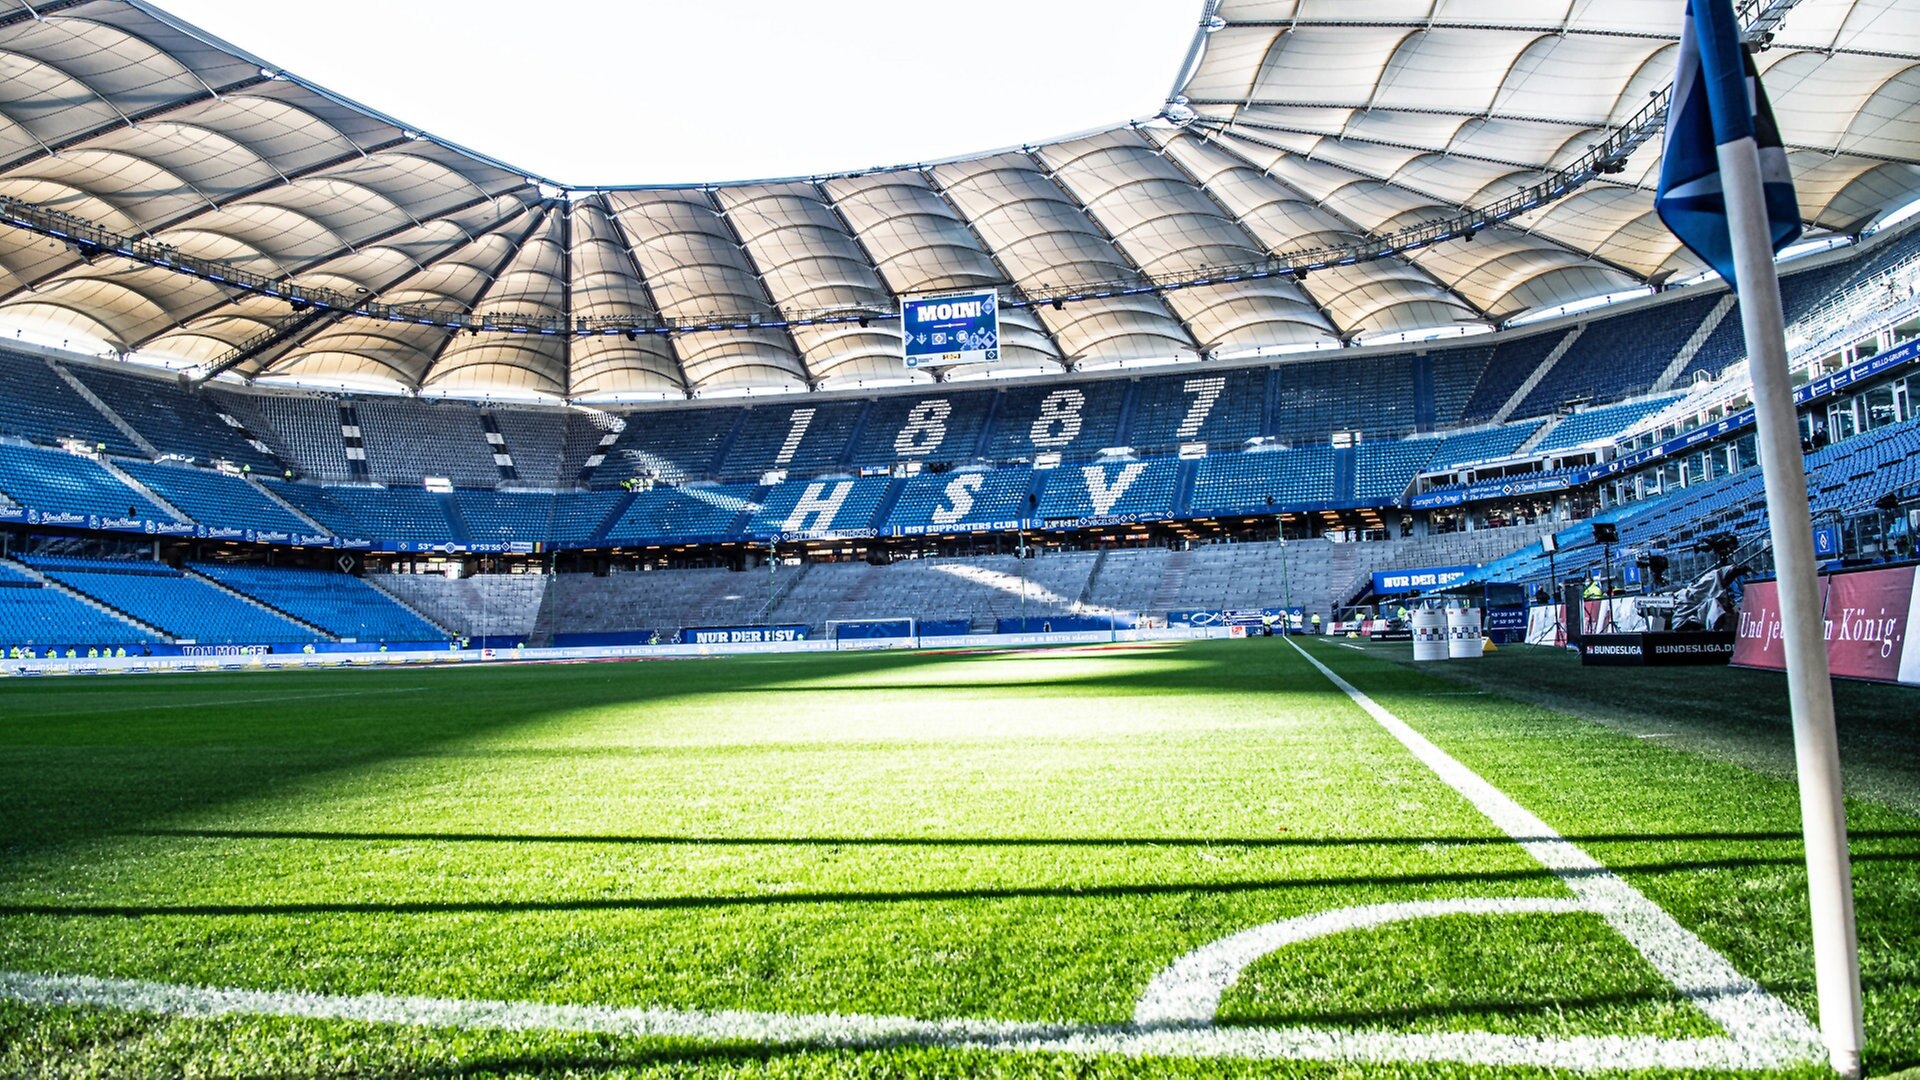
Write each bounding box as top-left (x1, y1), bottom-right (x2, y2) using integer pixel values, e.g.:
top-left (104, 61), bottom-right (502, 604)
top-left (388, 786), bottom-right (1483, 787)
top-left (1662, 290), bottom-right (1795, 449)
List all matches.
top-left (824, 617), bottom-right (917, 649)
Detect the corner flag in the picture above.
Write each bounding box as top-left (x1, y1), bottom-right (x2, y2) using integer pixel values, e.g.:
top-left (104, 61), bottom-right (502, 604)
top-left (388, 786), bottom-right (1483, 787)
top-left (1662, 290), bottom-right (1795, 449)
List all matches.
top-left (1654, 0), bottom-right (1801, 287)
top-left (1655, 3), bottom-right (1862, 1075)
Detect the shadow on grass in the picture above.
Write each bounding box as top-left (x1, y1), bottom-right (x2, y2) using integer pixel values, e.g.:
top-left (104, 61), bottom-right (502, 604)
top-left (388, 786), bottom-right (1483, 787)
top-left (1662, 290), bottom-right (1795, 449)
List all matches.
top-left (0, 641), bottom-right (1307, 862)
top-left (1216, 985), bottom-right (1711, 1030)
top-left (1, 850), bottom-right (1912, 919)
top-left (127, 826), bottom-right (1920, 849)
top-left (409, 1042), bottom-right (825, 1077)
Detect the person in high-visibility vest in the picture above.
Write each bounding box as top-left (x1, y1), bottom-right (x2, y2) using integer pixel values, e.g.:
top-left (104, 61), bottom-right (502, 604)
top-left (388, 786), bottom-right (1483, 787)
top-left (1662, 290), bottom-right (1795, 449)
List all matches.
top-left (1583, 578), bottom-right (1605, 600)
top-left (1260, 612), bottom-right (1276, 637)
top-left (1310, 613), bottom-right (1322, 634)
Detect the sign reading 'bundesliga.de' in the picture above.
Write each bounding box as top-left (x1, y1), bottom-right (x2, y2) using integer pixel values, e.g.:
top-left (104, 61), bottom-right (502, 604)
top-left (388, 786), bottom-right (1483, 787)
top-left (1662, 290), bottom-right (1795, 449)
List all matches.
top-left (1733, 564), bottom-right (1920, 686)
top-left (902, 290), bottom-right (999, 369)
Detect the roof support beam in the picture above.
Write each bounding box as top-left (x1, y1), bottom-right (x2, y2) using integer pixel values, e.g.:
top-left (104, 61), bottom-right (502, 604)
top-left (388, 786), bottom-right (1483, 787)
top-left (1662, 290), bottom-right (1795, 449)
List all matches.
top-left (132, 189), bottom-right (514, 349)
top-left (196, 202), bottom-right (541, 383)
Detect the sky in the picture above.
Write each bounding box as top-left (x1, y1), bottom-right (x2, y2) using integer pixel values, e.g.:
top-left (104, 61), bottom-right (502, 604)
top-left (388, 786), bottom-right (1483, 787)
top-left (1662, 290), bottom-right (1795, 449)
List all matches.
top-left (157, 0), bottom-right (1204, 187)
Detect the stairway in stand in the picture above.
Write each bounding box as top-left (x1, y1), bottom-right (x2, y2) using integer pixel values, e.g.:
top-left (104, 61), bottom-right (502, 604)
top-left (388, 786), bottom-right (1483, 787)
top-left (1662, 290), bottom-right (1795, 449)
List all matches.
top-left (1148, 548), bottom-right (1192, 611)
top-left (1327, 543), bottom-right (1361, 611)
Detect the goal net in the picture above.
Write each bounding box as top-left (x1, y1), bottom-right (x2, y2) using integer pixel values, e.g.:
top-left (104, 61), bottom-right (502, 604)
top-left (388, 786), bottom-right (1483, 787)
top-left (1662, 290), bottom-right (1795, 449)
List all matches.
top-left (825, 618), bottom-right (917, 648)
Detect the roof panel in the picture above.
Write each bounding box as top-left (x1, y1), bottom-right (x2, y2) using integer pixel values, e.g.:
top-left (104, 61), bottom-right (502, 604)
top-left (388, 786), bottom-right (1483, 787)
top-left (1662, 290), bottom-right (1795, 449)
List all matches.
top-left (0, 0), bottom-right (1912, 400)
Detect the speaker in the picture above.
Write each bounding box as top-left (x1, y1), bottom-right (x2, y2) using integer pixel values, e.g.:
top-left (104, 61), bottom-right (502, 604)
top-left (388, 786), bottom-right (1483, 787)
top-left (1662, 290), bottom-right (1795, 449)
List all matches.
top-left (1591, 522), bottom-right (1619, 544)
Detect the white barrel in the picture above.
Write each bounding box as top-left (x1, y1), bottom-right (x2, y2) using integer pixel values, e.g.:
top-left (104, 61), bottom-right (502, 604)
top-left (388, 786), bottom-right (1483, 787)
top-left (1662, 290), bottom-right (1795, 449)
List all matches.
top-left (1411, 608), bottom-right (1449, 662)
top-left (1447, 606), bottom-right (1483, 659)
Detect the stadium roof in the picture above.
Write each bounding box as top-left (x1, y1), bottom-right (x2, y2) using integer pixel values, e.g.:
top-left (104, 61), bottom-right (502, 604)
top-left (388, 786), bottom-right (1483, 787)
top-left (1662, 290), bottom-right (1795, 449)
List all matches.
top-left (0, 0), bottom-right (1916, 403)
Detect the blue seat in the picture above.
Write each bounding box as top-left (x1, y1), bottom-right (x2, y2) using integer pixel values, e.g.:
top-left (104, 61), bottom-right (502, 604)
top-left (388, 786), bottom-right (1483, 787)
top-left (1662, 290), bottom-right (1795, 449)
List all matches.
top-left (190, 563), bottom-right (441, 643)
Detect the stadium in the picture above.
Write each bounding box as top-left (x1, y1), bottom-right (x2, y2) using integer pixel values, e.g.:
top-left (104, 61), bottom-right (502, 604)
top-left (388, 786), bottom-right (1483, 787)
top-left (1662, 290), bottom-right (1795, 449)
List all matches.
top-left (0, 0), bottom-right (1918, 1075)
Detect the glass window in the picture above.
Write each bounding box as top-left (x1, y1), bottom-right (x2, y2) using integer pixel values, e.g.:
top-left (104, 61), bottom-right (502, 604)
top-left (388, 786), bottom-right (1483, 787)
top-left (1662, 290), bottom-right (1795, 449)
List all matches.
top-left (1736, 433), bottom-right (1758, 470)
top-left (1830, 401), bottom-right (1858, 441)
top-left (1866, 385), bottom-right (1897, 429)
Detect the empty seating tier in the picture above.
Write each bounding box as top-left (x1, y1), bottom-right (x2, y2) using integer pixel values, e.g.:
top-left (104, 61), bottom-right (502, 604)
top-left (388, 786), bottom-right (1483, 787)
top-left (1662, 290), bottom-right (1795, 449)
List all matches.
top-left (119, 461), bottom-right (309, 534)
top-left (0, 443), bottom-right (163, 520)
top-left (191, 563), bottom-right (443, 643)
top-left (25, 556), bottom-right (313, 644)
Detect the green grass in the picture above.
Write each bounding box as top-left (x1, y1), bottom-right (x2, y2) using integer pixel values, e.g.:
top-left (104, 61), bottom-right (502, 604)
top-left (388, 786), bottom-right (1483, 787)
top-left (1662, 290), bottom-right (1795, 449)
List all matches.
top-left (0, 640), bottom-right (1915, 1077)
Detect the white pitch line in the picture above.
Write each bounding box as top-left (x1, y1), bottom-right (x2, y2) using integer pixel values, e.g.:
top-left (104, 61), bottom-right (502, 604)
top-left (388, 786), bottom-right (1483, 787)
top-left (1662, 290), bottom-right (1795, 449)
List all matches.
top-left (1278, 639), bottom-right (1823, 1063)
top-left (0, 969), bottom-right (1819, 1072)
top-left (1134, 896), bottom-right (1587, 1027)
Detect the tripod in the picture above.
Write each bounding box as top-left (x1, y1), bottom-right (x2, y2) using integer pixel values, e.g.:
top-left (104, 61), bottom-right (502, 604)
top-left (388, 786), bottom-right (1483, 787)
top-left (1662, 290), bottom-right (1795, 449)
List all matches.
top-left (1544, 545), bottom-right (1563, 646)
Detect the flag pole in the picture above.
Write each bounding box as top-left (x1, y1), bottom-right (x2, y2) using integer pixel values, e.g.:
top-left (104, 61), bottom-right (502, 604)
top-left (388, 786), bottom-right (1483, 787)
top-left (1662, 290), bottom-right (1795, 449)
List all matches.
top-left (1715, 133), bottom-right (1863, 1077)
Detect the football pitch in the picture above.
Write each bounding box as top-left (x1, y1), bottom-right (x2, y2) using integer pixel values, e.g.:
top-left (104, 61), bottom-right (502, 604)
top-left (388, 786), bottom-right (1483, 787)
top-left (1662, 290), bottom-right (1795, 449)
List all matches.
top-left (1, 640), bottom-right (1916, 1078)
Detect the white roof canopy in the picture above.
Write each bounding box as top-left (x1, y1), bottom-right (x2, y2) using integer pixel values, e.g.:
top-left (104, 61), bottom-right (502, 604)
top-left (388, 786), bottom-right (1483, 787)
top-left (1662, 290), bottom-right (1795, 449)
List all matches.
top-left (0, 0), bottom-right (1916, 399)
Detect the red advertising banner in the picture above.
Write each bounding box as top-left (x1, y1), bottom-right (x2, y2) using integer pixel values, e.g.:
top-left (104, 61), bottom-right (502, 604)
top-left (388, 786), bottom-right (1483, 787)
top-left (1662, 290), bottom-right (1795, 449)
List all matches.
top-left (1733, 565), bottom-right (1920, 685)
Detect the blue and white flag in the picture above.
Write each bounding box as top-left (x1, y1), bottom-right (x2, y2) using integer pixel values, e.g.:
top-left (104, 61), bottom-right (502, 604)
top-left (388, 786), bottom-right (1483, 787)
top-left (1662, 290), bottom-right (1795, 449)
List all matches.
top-left (1655, 0), bottom-right (1801, 288)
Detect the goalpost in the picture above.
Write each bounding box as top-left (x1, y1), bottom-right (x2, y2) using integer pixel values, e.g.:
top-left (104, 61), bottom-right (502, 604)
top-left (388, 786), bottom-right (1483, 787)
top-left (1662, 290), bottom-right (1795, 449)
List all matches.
top-left (824, 617), bottom-right (917, 650)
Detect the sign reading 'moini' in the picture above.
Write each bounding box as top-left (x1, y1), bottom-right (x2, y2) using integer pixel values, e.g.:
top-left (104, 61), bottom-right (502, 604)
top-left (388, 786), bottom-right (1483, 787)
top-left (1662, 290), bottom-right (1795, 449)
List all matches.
top-left (902, 290), bottom-right (999, 369)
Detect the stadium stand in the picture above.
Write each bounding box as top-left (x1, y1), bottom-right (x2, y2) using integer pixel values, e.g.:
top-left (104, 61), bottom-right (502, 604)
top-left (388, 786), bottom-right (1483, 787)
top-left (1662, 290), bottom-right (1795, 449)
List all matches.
top-left (1273, 355), bottom-right (1422, 442)
top-left (219, 392), bottom-right (351, 481)
top-left (1472, 412), bottom-right (1920, 589)
top-left (25, 556), bottom-right (315, 644)
top-left (594, 408), bottom-right (736, 485)
top-left (1516, 294), bottom-right (1719, 414)
top-left (320, 487), bottom-right (459, 543)
top-left (563, 411), bottom-right (625, 483)
top-left (488, 408), bottom-right (569, 487)
top-left (0, 348), bottom-right (139, 454)
top-left (548, 489), bottom-right (628, 545)
top-left (1457, 330), bottom-right (1569, 424)
top-left (884, 468), bottom-right (1033, 532)
top-left (1427, 348), bottom-right (1495, 430)
top-left (0, 557), bottom-right (158, 648)
top-left (981, 381), bottom-right (1128, 462)
top-left (256, 480), bottom-right (365, 538)
top-left (549, 567), bottom-right (778, 638)
top-left (847, 390), bottom-right (996, 468)
top-left (1034, 460), bottom-right (1178, 520)
top-left (1354, 441), bottom-right (1437, 503)
top-left (191, 563), bottom-right (444, 643)
top-left (369, 573), bottom-right (547, 640)
top-left (723, 401), bottom-right (866, 478)
top-left (455, 490), bottom-right (558, 544)
top-left (354, 399), bottom-right (501, 489)
top-left (1532, 397), bottom-right (1685, 454)
top-left (0, 443), bottom-right (163, 519)
top-left (117, 461), bottom-right (310, 534)
top-left (1125, 367), bottom-right (1266, 449)
top-left (602, 483), bottom-right (758, 542)
top-left (63, 364), bottom-right (280, 471)
top-left (1422, 421), bottom-right (1546, 471)
top-left (746, 475), bottom-right (893, 536)
top-left (1190, 448), bottom-right (1336, 513)
top-left (771, 551), bottom-right (1103, 628)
